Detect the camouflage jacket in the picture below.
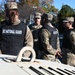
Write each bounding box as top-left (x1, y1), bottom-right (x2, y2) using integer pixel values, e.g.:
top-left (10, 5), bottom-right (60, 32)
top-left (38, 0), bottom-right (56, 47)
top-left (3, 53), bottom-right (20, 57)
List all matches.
top-left (39, 23), bottom-right (61, 56)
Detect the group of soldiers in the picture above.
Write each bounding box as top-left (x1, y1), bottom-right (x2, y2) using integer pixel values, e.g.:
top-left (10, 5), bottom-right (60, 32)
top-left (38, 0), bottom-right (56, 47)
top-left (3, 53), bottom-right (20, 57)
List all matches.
top-left (0, 2), bottom-right (75, 67)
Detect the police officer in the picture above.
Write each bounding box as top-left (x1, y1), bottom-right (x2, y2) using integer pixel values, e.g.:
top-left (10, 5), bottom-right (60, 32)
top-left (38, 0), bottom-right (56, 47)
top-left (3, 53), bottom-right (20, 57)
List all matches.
top-left (39, 13), bottom-right (62, 61)
top-left (0, 2), bottom-right (33, 57)
top-left (62, 17), bottom-right (75, 66)
top-left (29, 12), bottom-right (42, 58)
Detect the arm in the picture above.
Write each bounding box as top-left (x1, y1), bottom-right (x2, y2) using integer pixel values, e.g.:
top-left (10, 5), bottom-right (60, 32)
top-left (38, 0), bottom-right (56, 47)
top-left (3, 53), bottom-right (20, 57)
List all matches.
top-left (23, 26), bottom-right (33, 57)
top-left (56, 29), bottom-right (61, 51)
top-left (69, 31), bottom-right (75, 50)
top-left (24, 26), bottom-right (33, 48)
top-left (40, 29), bottom-right (56, 55)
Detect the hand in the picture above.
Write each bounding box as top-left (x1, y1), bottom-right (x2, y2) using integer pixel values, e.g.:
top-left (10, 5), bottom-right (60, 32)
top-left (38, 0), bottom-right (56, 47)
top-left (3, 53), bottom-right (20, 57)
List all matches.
top-left (55, 50), bottom-right (62, 58)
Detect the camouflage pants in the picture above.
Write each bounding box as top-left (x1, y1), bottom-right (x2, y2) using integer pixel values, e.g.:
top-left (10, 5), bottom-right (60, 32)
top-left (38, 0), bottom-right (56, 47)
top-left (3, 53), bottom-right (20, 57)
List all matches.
top-left (62, 48), bottom-right (75, 66)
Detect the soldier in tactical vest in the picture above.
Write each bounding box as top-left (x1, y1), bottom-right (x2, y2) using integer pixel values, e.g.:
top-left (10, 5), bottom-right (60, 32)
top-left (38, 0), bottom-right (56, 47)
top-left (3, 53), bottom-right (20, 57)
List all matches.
top-left (62, 17), bottom-right (75, 66)
top-left (29, 12), bottom-right (42, 58)
top-left (39, 13), bottom-right (62, 61)
top-left (0, 2), bottom-right (33, 57)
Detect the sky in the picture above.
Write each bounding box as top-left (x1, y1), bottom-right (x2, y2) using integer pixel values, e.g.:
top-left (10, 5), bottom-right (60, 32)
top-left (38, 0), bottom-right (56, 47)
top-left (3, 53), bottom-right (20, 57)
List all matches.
top-left (54, 0), bottom-right (75, 10)
top-left (0, 0), bottom-right (75, 10)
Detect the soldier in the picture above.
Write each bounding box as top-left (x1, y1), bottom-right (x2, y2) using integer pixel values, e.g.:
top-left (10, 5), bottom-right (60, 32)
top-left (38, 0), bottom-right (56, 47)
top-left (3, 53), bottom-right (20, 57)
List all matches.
top-left (0, 2), bottom-right (33, 57)
top-left (62, 17), bottom-right (75, 66)
top-left (39, 13), bottom-right (62, 61)
top-left (29, 12), bottom-right (42, 58)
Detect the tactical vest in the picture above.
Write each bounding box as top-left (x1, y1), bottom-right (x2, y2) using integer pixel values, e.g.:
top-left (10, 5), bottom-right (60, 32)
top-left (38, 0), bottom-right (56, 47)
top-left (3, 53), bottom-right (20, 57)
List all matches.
top-left (39, 24), bottom-right (58, 51)
top-left (1, 21), bottom-right (27, 55)
top-left (38, 24), bottom-right (59, 59)
top-left (29, 23), bottom-right (42, 51)
top-left (62, 29), bottom-right (75, 50)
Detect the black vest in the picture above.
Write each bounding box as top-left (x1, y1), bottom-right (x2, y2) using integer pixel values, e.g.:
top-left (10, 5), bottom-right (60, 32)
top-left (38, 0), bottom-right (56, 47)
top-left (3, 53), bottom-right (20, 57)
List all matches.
top-left (39, 24), bottom-right (58, 51)
top-left (0, 20), bottom-right (27, 55)
top-left (44, 25), bottom-right (58, 49)
top-left (62, 29), bottom-right (75, 49)
top-left (37, 24), bottom-right (59, 59)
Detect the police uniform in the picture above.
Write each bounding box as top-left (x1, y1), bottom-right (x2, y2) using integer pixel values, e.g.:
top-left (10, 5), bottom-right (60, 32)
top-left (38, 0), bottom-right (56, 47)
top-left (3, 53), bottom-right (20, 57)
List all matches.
top-left (39, 13), bottom-right (61, 61)
top-left (62, 17), bottom-right (75, 66)
top-left (0, 2), bottom-right (33, 56)
top-left (29, 12), bottom-right (42, 58)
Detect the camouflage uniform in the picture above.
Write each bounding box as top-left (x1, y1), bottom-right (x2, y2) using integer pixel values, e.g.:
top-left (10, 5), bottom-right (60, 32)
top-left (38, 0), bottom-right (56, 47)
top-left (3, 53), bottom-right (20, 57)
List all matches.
top-left (62, 30), bottom-right (75, 66)
top-left (38, 13), bottom-right (61, 61)
top-left (29, 12), bottom-right (42, 58)
top-left (62, 17), bottom-right (75, 66)
top-left (39, 23), bottom-right (61, 61)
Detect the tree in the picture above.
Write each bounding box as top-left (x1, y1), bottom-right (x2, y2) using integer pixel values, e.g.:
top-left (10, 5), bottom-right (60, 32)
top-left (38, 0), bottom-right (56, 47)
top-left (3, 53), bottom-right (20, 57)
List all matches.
top-left (39, 0), bottom-right (58, 13)
top-left (0, 0), bottom-right (6, 22)
top-left (19, 0), bottom-right (39, 6)
top-left (58, 5), bottom-right (75, 19)
top-left (57, 5), bottom-right (75, 33)
top-left (50, 6), bottom-right (58, 13)
top-left (40, 0), bottom-right (53, 13)
top-left (39, 0), bottom-right (53, 6)
top-left (0, 0), bottom-right (58, 23)
top-left (18, 0), bottom-right (44, 21)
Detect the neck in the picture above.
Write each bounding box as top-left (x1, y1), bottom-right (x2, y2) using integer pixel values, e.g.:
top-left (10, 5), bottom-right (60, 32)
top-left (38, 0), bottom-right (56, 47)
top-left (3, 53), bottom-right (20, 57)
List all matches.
top-left (13, 19), bottom-right (20, 25)
top-left (35, 22), bottom-right (41, 25)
